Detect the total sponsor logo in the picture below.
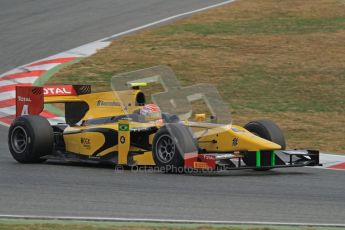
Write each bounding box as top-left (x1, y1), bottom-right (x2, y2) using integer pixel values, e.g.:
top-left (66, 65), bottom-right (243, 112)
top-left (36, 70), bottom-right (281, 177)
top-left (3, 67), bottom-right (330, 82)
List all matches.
top-left (17, 96), bottom-right (31, 102)
top-left (44, 87), bottom-right (72, 96)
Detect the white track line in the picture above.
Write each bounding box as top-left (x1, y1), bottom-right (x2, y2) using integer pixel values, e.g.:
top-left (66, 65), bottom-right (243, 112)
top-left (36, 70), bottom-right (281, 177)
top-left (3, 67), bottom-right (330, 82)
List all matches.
top-left (0, 215), bottom-right (344, 227)
top-left (0, 77), bottom-right (38, 87)
top-left (319, 153), bottom-right (345, 167)
top-left (20, 63), bottom-right (61, 72)
top-left (0, 91), bottom-right (15, 101)
top-left (97, 0), bottom-right (237, 42)
top-left (41, 0), bottom-right (237, 60)
top-left (0, 106), bottom-right (15, 118)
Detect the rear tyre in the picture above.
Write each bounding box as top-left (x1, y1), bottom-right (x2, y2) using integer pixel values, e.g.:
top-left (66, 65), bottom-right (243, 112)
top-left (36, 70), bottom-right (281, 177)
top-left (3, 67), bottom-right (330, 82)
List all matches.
top-left (243, 119), bottom-right (286, 171)
top-left (152, 124), bottom-right (197, 173)
top-left (8, 115), bottom-right (54, 163)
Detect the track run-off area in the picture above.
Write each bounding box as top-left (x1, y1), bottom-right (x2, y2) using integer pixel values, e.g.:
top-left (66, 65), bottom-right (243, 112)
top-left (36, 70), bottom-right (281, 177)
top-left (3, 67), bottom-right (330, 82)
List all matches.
top-left (0, 0), bottom-right (344, 227)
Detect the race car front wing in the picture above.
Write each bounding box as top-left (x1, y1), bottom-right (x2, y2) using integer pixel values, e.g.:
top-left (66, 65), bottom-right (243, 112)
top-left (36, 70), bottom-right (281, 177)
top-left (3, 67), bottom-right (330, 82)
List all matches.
top-left (184, 150), bottom-right (321, 171)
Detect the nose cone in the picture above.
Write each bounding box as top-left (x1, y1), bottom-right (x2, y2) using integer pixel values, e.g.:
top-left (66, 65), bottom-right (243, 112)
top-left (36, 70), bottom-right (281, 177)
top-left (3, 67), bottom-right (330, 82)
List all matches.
top-left (239, 133), bottom-right (281, 150)
top-left (229, 126), bottom-right (282, 151)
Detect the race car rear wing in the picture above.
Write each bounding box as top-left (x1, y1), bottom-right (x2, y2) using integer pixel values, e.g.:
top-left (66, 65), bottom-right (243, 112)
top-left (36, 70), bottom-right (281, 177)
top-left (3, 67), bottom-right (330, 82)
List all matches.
top-left (15, 85), bottom-right (90, 117)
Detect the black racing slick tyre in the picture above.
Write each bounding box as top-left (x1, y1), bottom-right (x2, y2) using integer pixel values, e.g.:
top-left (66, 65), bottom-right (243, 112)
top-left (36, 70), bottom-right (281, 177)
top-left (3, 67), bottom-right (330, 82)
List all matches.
top-left (152, 124), bottom-right (198, 173)
top-left (243, 119), bottom-right (286, 171)
top-left (8, 115), bottom-right (54, 163)
top-left (244, 119), bottom-right (286, 149)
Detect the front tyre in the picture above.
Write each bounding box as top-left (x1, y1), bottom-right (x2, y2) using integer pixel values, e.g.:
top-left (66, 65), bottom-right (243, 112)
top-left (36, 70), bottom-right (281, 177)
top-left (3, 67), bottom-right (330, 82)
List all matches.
top-left (8, 115), bottom-right (54, 163)
top-left (152, 124), bottom-right (197, 173)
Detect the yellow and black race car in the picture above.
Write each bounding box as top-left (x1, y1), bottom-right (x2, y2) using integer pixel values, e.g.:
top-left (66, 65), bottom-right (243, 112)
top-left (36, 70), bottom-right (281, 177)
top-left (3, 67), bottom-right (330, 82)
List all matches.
top-left (8, 83), bottom-right (320, 172)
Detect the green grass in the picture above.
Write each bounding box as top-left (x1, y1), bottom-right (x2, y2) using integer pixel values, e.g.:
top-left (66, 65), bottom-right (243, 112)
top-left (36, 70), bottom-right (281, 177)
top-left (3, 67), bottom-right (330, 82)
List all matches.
top-left (157, 17), bottom-right (345, 35)
top-left (0, 219), bottom-right (344, 230)
top-left (220, 65), bottom-right (345, 112)
top-left (49, 0), bottom-right (345, 153)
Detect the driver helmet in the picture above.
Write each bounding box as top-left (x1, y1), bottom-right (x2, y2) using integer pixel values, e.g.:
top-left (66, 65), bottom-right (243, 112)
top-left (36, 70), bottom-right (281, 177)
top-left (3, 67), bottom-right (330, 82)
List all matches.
top-left (140, 104), bottom-right (162, 121)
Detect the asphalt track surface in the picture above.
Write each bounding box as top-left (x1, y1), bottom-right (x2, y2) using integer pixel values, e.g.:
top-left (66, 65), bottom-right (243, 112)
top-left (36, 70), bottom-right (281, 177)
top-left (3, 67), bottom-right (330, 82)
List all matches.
top-left (1, 124), bottom-right (345, 225)
top-left (0, 0), bottom-right (227, 74)
top-left (1, 0), bottom-right (345, 225)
